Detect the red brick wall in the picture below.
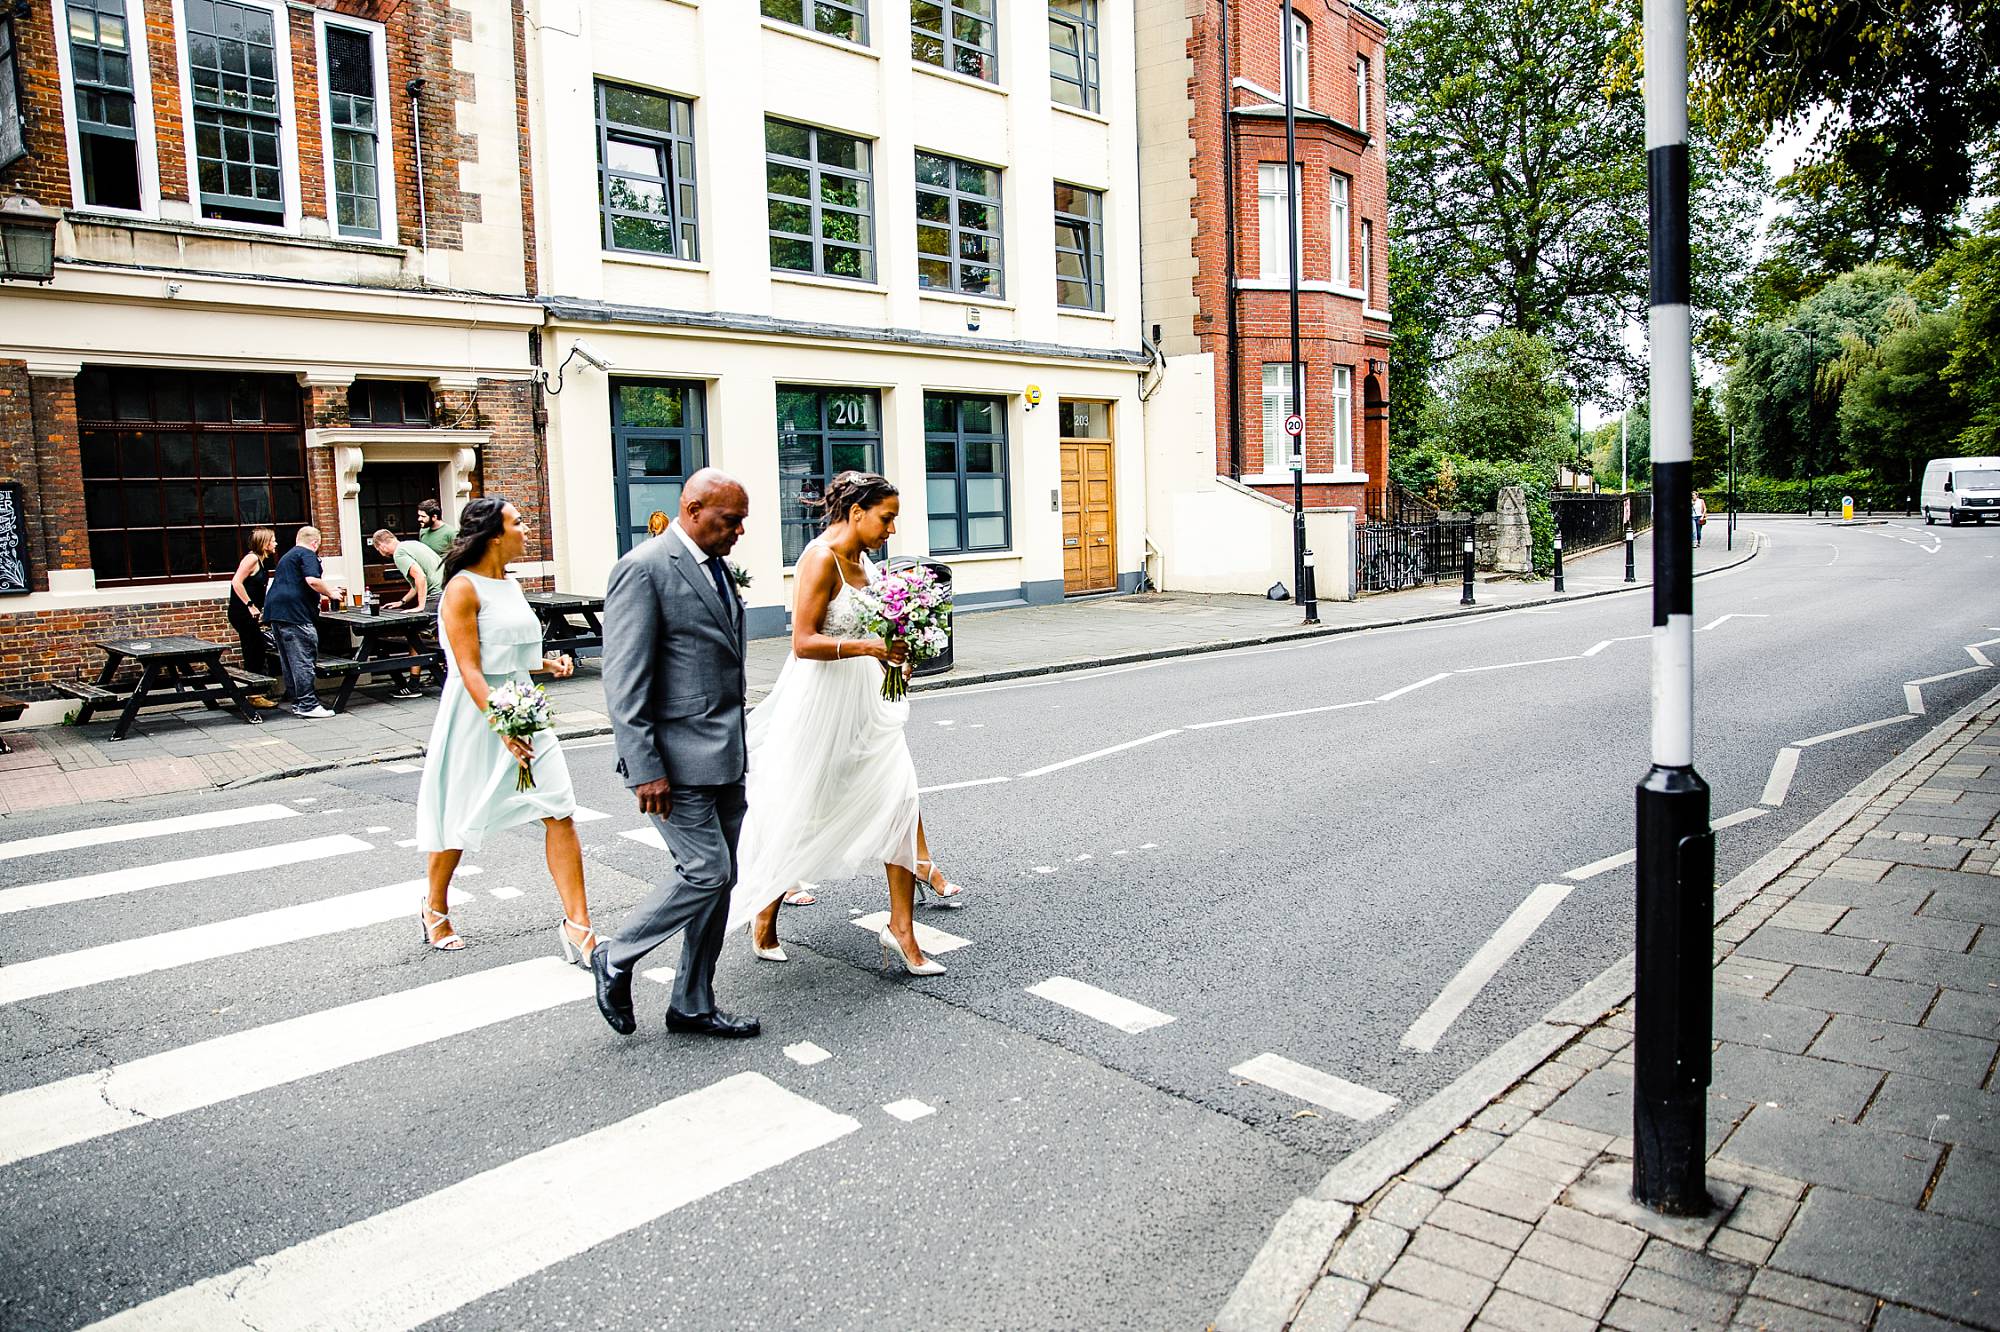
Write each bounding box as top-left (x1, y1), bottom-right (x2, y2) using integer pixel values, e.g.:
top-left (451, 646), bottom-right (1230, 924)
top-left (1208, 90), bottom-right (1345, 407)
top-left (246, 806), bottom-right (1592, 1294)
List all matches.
top-left (142, 0), bottom-right (190, 203)
top-left (0, 6), bottom-right (71, 205)
top-left (0, 598), bottom-right (234, 696)
top-left (449, 379), bottom-right (548, 562)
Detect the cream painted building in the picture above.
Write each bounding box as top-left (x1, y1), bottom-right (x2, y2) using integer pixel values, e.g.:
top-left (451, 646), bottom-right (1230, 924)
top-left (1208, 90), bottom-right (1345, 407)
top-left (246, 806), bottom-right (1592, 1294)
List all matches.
top-left (520, 0), bottom-right (1151, 633)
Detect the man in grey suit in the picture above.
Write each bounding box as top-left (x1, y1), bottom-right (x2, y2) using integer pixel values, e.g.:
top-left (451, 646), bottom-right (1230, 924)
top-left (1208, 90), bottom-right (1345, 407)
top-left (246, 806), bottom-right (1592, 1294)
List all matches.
top-left (592, 469), bottom-right (760, 1039)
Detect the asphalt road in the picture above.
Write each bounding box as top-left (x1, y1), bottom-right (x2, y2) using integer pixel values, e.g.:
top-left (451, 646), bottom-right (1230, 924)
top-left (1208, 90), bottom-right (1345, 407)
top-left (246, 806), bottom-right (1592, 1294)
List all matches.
top-left (3, 517), bottom-right (1997, 1331)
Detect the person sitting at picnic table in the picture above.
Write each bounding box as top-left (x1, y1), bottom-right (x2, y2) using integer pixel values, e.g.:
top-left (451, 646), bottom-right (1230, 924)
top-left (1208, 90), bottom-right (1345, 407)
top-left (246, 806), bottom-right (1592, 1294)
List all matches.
top-left (417, 499), bottom-right (457, 559)
top-left (371, 528), bottom-right (443, 611)
top-left (264, 526), bottom-right (343, 719)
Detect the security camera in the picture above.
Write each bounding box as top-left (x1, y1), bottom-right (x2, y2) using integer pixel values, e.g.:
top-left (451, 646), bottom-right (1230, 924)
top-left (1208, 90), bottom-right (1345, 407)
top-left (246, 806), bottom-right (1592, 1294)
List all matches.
top-left (569, 339), bottom-right (612, 372)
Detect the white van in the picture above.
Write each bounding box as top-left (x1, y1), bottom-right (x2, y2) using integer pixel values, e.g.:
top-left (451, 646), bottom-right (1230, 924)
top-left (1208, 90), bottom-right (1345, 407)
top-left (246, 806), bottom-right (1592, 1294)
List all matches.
top-left (1920, 456), bottom-right (2000, 525)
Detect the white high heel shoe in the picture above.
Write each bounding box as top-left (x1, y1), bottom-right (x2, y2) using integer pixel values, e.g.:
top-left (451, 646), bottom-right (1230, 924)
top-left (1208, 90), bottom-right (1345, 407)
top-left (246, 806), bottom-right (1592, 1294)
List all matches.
top-left (914, 858), bottom-right (966, 909)
top-left (750, 935), bottom-right (789, 963)
top-left (557, 917), bottom-right (598, 967)
top-left (420, 905), bottom-right (463, 952)
top-left (878, 927), bottom-right (945, 976)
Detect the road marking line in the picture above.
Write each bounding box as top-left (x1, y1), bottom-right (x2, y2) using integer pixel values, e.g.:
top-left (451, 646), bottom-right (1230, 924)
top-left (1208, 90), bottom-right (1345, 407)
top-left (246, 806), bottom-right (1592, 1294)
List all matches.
top-left (0, 834), bottom-right (374, 917)
top-left (395, 838), bottom-right (419, 848)
top-left (850, 912), bottom-right (970, 954)
top-left (1028, 976), bottom-right (1176, 1034)
top-left (918, 776), bottom-right (1012, 793)
top-left (1795, 714), bottom-right (1921, 748)
top-left (641, 967), bottom-right (676, 986)
top-left (1909, 665), bottom-right (1986, 686)
top-left (571, 806), bottom-right (612, 823)
top-left (1969, 646), bottom-right (1994, 668)
top-left (1018, 730), bottom-right (1180, 778)
top-left (365, 825), bottom-right (390, 834)
top-left (1454, 656), bottom-right (1583, 674)
top-left (0, 959), bottom-right (589, 1169)
top-left (1376, 672), bottom-right (1452, 702)
top-left (1713, 807), bottom-right (1769, 830)
top-left (1229, 1053), bottom-right (1397, 1121)
top-left (1695, 613), bottom-right (1770, 632)
top-left (620, 826), bottom-right (665, 849)
top-left (1760, 748), bottom-right (1802, 807)
top-left (940, 660), bottom-right (1168, 698)
top-left (383, 764), bottom-right (420, 774)
top-left (884, 1098), bottom-right (935, 1121)
top-left (1401, 883), bottom-right (1573, 1053)
top-left (77, 1073), bottom-right (856, 1332)
top-left (564, 738), bottom-right (616, 750)
top-left (785, 1041), bottom-right (832, 1066)
top-left (1185, 700), bottom-right (1373, 730)
top-left (0, 804), bottom-right (300, 863)
top-left (0, 876), bottom-right (475, 1008)
top-left (488, 887), bottom-right (523, 900)
top-left (1905, 683), bottom-right (1926, 714)
top-left (1582, 635), bottom-right (1648, 657)
top-left (1566, 848), bottom-right (1636, 881)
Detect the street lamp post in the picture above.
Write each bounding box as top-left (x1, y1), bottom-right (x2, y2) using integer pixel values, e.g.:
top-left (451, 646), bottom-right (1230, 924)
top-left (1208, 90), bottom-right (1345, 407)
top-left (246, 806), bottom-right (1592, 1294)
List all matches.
top-left (1281, 0), bottom-right (1305, 602)
top-left (1634, 0), bottom-right (1714, 1216)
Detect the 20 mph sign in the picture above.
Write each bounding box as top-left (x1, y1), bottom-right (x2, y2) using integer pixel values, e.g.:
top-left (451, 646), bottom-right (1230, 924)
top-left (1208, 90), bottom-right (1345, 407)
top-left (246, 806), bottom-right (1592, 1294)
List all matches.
top-left (1283, 414), bottom-right (1304, 437)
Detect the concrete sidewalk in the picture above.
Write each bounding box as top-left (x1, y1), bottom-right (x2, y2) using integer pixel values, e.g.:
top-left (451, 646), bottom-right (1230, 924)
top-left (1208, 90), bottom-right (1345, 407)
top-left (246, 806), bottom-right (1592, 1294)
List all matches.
top-left (1217, 681), bottom-right (2000, 1332)
top-left (0, 527), bottom-right (1751, 815)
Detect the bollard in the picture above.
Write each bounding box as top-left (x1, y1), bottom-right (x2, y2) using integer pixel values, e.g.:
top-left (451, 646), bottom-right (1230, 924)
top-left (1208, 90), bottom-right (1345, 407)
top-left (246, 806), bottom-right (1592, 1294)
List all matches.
top-left (1552, 532), bottom-right (1565, 593)
top-left (1624, 527), bottom-right (1636, 583)
top-left (1300, 548), bottom-right (1320, 625)
top-left (1460, 535), bottom-right (1476, 606)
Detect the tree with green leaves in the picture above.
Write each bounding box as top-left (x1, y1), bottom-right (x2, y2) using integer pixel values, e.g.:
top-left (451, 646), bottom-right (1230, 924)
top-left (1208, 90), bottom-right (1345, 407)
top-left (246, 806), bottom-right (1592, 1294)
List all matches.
top-left (1749, 167), bottom-right (1958, 321)
top-left (1916, 213), bottom-right (2000, 452)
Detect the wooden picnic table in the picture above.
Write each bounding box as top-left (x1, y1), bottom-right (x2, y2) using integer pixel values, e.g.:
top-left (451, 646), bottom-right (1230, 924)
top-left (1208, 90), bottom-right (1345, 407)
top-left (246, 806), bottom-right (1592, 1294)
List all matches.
top-left (522, 591), bottom-right (606, 657)
top-left (61, 636), bottom-right (268, 740)
top-left (317, 606), bottom-right (444, 712)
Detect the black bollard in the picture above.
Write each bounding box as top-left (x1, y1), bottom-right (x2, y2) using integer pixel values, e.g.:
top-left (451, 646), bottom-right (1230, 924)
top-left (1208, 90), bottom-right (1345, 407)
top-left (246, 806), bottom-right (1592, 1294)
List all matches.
top-left (1624, 527), bottom-right (1636, 583)
top-left (1553, 532), bottom-right (1565, 593)
top-left (1300, 548), bottom-right (1320, 625)
top-left (1460, 535), bottom-right (1475, 606)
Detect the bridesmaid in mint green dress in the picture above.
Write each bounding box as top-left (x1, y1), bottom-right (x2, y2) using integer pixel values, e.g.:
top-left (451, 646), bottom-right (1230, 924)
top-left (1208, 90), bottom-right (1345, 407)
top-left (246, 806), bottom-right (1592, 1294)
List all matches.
top-left (416, 497), bottom-right (598, 961)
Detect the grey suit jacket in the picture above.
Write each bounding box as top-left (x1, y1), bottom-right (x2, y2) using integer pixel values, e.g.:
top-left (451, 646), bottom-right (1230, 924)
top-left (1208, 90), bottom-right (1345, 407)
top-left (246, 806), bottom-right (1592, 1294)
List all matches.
top-left (603, 531), bottom-right (748, 789)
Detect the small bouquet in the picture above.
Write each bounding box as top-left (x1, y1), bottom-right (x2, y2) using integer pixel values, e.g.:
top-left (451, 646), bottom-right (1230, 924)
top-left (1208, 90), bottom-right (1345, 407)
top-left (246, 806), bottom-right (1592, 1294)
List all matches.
top-left (855, 565), bottom-right (952, 702)
top-left (485, 681), bottom-right (557, 790)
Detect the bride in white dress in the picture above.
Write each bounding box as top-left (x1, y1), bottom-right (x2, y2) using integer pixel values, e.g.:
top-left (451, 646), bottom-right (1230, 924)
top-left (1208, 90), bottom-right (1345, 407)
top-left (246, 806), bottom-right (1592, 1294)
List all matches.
top-left (727, 471), bottom-right (968, 974)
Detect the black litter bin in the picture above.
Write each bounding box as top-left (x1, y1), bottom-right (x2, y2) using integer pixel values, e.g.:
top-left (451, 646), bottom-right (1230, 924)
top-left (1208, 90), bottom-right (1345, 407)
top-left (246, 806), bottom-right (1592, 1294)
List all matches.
top-left (886, 556), bottom-right (954, 676)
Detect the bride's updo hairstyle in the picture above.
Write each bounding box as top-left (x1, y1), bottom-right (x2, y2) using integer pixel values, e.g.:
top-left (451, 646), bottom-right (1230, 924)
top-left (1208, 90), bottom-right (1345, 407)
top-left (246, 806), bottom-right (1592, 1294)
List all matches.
top-left (820, 471), bottom-right (899, 527)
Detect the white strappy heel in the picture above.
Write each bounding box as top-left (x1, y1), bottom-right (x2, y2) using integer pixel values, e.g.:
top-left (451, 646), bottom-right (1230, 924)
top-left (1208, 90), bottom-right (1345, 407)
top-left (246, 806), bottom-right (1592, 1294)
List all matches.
top-left (557, 917), bottom-right (598, 967)
top-left (420, 905), bottom-right (463, 951)
top-left (915, 858), bottom-right (967, 908)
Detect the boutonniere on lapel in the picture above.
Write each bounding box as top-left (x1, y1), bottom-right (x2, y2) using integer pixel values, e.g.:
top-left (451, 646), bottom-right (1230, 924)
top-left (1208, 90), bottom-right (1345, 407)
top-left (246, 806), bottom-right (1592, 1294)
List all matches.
top-left (727, 562), bottom-right (752, 590)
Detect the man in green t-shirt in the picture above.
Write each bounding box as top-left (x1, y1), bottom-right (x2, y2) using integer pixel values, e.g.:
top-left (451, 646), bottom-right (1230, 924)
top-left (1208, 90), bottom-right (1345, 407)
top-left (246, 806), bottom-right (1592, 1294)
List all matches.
top-left (417, 499), bottom-right (457, 559)
top-left (372, 529), bottom-right (444, 609)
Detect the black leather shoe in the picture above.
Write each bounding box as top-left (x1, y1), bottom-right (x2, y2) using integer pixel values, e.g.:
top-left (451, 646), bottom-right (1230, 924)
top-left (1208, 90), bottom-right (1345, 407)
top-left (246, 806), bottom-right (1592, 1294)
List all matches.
top-left (664, 1008), bottom-right (761, 1038)
top-left (591, 943), bottom-right (636, 1036)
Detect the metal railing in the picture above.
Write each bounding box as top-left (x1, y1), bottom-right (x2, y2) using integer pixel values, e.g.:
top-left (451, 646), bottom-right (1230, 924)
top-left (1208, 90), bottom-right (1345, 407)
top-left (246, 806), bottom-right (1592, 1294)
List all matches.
top-left (1551, 492), bottom-right (1653, 551)
top-left (1359, 515), bottom-right (1473, 592)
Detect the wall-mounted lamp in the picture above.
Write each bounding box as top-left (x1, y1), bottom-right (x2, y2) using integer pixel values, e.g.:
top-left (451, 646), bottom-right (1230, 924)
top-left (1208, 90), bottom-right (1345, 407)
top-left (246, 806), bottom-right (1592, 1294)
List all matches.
top-left (964, 305), bottom-right (981, 332)
top-left (0, 197), bottom-right (59, 283)
top-left (539, 338), bottom-right (613, 396)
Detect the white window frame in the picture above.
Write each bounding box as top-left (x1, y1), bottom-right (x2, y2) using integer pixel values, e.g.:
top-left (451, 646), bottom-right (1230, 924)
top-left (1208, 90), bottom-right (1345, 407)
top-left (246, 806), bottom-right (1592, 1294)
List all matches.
top-left (1257, 162), bottom-right (1299, 281)
top-left (1331, 364), bottom-right (1352, 471)
top-left (52, 0), bottom-right (162, 218)
top-left (314, 11), bottom-right (396, 244)
top-left (1329, 171), bottom-right (1350, 288)
top-left (1360, 218), bottom-right (1373, 305)
top-left (170, 0), bottom-right (304, 233)
top-left (1261, 361), bottom-right (1305, 470)
top-left (1287, 12), bottom-right (1309, 108)
top-left (1356, 53), bottom-right (1370, 134)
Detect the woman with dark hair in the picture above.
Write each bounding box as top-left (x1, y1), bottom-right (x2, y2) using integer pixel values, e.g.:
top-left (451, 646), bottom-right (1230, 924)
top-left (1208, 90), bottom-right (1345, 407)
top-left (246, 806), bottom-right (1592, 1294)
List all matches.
top-left (730, 471), bottom-right (968, 976)
top-left (415, 497), bottom-right (599, 960)
top-left (227, 527), bottom-right (279, 706)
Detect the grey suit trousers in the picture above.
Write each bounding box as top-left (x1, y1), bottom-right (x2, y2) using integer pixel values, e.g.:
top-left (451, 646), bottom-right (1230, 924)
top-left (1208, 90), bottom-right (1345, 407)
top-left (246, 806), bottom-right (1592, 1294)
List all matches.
top-left (606, 781), bottom-right (746, 1017)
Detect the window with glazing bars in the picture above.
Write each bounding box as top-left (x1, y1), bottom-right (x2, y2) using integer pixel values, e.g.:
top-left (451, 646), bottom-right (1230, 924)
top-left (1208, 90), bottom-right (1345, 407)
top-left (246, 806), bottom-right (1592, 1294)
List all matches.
top-left (67, 0), bottom-right (141, 208)
top-left (595, 81), bottom-right (698, 259)
top-left (925, 393), bottom-right (1009, 554)
top-left (1329, 171), bottom-right (1350, 287)
top-left (760, 0), bottom-right (866, 44)
top-left (776, 386), bottom-right (882, 564)
top-left (611, 379), bottom-right (707, 555)
top-left (1053, 182), bottom-right (1103, 311)
top-left (912, 0), bottom-right (996, 82)
top-left (322, 25), bottom-right (381, 237)
top-left (0, 15), bottom-right (23, 170)
top-left (186, 0), bottom-right (284, 223)
top-left (915, 151), bottom-right (1002, 297)
top-left (766, 118), bottom-right (875, 282)
top-left (1048, 0), bottom-right (1098, 112)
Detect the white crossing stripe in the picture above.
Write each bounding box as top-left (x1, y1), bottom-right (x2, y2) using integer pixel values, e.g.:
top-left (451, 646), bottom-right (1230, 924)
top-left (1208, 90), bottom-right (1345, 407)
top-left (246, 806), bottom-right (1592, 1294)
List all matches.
top-left (1566, 848), bottom-right (1637, 881)
top-left (1967, 645), bottom-right (1993, 668)
top-left (570, 806), bottom-right (612, 823)
top-left (1401, 884), bottom-right (1573, 1052)
top-left (1230, 1053), bottom-right (1397, 1121)
top-left (1713, 807), bottom-right (1769, 830)
top-left (785, 1041), bottom-right (832, 1066)
top-left (488, 886), bottom-right (523, 900)
top-left (1905, 683), bottom-right (1926, 715)
top-left (384, 763), bottom-right (420, 774)
top-left (849, 912), bottom-right (972, 954)
top-left (78, 1073), bottom-right (857, 1332)
top-left (642, 967), bottom-right (677, 986)
top-left (1018, 730), bottom-right (1181, 778)
top-left (620, 826), bottom-right (665, 849)
top-left (0, 803), bottom-right (300, 863)
top-left (1028, 976), bottom-right (1176, 1034)
top-left (1377, 672), bottom-right (1452, 702)
top-left (1795, 714), bottom-right (1919, 748)
top-left (0, 834), bottom-right (373, 917)
top-left (0, 876), bottom-right (474, 1008)
top-left (0, 959), bottom-right (589, 1169)
top-left (1761, 748), bottom-right (1802, 807)
top-left (883, 1098), bottom-right (935, 1122)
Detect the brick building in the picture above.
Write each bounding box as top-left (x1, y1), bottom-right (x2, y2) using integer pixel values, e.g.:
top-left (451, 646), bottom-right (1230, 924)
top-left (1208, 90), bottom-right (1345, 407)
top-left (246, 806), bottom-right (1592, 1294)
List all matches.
top-left (1136, 0), bottom-right (1389, 595)
top-left (0, 0), bottom-right (540, 708)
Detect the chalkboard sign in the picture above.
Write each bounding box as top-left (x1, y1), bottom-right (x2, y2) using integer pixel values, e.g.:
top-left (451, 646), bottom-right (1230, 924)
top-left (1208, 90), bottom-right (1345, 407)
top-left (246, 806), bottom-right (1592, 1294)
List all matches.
top-left (0, 481), bottom-right (28, 595)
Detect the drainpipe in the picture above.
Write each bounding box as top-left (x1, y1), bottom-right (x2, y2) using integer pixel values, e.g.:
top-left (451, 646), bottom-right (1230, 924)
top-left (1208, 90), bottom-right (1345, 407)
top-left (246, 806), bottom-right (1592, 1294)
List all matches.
top-left (1219, 0), bottom-right (1242, 480)
top-left (407, 78), bottom-right (431, 273)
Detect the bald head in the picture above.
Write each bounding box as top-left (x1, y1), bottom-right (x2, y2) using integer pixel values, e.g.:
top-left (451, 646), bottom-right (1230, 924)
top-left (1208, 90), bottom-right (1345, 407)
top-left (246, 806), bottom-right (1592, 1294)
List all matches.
top-left (679, 467), bottom-right (748, 558)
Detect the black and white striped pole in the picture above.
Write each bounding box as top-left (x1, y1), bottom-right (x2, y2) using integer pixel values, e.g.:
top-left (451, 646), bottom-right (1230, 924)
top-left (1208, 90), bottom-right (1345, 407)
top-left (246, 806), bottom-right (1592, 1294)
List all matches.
top-left (1633, 0), bottom-right (1714, 1217)
top-left (1552, 531), bottom-right (1565, 593)
top-left (1459, 534), bottom-right (1475, 605)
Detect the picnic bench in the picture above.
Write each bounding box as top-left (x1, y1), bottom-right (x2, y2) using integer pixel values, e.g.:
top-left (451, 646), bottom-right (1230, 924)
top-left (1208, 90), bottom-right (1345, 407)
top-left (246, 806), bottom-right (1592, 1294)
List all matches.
top-left (317, 607), bottom-right (444, 712)
top-left (522, 591), bottom-right (606, 657)
top-left (59, 637), bottom-right (272, 740)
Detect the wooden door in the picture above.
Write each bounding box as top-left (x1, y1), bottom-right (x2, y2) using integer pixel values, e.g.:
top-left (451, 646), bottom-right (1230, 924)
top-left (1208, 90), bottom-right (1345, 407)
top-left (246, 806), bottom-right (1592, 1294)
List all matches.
top-left (1059, 402), bottom-right (1117, 594)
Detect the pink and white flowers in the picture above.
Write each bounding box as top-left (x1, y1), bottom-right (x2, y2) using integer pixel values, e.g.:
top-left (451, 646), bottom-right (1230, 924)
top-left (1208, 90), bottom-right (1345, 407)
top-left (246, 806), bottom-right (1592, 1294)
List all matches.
top-left (855, 565), bottom-right (952, 701)
top-left (485, 680), bottom-right (557, 790)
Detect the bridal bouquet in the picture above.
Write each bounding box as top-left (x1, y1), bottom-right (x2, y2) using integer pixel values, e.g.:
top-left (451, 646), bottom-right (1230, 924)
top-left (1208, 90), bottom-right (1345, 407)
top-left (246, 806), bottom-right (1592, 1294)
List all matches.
top-left (856, 565), bottom-right (952, 702)
top-left (485, 681), bottom-right (556, 790)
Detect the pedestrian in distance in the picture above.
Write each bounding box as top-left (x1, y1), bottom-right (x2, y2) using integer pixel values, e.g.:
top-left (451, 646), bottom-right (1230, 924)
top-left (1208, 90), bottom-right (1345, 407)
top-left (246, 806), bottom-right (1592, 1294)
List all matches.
top-left (261, 525), bottom-right (343, 719)
top-left (592, 469), bottom-right (762, 1039)
top-left (736, 470), bottom-right (967, 977)
top-left (416, 498), bottom-right (457, 560)
top-left (414, 497), bottom-right (595, 958)
top-left (1693, 492), bottom-right (1708, 548)
top-left (227, 526), bottom-right (280, 708)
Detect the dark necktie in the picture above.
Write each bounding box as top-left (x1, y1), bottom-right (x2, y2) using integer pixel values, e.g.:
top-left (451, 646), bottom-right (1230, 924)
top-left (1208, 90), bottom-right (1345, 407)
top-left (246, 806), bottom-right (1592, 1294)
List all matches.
top-left (707, 555), bottom-right (731, 606)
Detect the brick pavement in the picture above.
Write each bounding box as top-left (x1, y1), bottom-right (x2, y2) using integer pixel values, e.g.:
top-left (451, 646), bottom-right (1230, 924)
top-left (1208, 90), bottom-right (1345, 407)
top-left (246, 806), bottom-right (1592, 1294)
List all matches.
top-left (1221, 685), bottom-right (2000, 1332)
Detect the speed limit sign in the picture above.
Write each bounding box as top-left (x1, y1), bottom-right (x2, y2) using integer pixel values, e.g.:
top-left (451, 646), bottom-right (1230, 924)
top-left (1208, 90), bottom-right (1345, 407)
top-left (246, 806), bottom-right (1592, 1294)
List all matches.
top-left (1283, 414), bottom-right (1304, 437)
